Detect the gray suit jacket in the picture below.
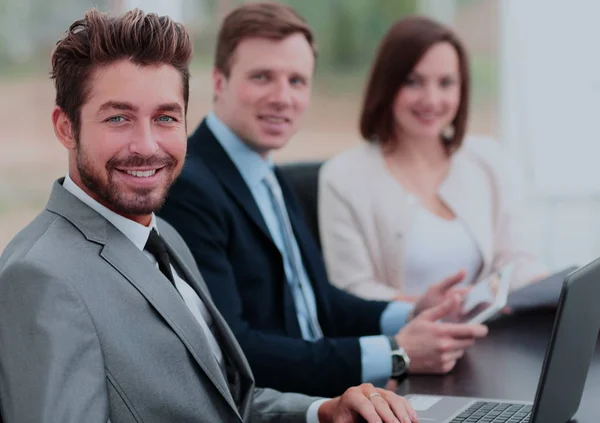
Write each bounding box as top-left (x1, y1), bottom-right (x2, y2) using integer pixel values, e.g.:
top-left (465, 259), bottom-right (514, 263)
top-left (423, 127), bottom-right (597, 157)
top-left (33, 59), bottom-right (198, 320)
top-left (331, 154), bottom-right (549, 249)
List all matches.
top-left (0, 180), bottom-right (319, 423)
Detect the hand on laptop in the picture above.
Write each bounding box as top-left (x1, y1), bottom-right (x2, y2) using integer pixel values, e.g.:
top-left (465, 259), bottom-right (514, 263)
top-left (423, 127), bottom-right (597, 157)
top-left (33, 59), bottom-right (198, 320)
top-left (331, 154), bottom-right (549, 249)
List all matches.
top-left (318, 383), bottom-right (419, 423)
top-left (396, 296), bottom-right (488, 374)
top-left (411, 269), bottom-right (470, 318)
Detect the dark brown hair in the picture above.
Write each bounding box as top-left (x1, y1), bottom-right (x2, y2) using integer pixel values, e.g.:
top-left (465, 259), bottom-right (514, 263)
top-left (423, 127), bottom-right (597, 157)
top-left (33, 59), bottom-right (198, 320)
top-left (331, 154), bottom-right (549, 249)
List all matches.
top-left (51, 8), bottom-right (193, 140)
top-left (360, 15), bottom-right (470, 154)
top-left (215, 1), bottom-right (316, 77)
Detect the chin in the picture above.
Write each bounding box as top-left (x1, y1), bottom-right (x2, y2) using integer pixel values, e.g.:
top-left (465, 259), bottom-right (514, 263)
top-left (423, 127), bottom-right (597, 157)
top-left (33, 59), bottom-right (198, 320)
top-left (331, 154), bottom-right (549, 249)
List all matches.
top-left (257, 135), bottom-right (291, 152)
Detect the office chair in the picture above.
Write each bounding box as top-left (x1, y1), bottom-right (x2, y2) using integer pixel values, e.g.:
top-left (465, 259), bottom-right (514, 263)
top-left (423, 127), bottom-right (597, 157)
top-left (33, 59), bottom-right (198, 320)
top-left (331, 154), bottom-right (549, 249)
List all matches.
top-left (277, 161), bottom-right (323, 248)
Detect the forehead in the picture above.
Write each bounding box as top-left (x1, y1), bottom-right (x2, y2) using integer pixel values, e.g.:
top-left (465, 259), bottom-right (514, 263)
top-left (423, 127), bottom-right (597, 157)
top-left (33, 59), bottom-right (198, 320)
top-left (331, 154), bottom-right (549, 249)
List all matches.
top-left (229, 34), bottom-right (315, 75)
top-left (413, 42), bottom-right (459, 74)
top-left (84, 60), bottom-right (185, 111)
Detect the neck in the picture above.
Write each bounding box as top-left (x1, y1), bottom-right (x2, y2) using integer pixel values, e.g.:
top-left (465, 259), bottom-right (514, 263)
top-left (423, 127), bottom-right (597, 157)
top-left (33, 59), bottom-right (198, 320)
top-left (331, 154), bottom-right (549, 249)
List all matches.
top-left (211, 109), bottom-right (271, 160)
top-left (386, 135), bottom-right (448, 171)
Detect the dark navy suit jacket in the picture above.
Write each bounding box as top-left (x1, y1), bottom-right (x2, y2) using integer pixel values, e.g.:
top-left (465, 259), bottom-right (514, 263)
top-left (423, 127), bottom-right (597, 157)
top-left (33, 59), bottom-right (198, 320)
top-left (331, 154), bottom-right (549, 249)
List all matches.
top-left (159, 120), bottom-right (388, 397)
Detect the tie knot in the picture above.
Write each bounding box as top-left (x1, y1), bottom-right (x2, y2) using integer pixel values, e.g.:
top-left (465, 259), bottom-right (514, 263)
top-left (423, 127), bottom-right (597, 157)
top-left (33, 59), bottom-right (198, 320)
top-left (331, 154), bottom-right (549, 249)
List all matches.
top-left (145, 228), bottom-right (167, 257)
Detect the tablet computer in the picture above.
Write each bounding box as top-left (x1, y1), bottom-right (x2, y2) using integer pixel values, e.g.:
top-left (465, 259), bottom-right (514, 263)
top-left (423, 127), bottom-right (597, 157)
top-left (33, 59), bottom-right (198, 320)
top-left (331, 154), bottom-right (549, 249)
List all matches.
top-left (449, 264), bottom-right (515, 324)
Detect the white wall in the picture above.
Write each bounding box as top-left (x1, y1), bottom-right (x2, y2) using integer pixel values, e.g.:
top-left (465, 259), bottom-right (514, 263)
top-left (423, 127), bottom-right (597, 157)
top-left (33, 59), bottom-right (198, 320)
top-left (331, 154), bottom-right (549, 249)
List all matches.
top-left (500, 0), bottom-right (600, 270)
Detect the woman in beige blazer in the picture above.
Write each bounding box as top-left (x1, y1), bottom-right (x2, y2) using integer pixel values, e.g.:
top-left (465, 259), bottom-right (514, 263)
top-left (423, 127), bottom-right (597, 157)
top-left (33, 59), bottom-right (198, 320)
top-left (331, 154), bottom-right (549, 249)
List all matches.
top-left (318, 16), bottom-right (547, 302)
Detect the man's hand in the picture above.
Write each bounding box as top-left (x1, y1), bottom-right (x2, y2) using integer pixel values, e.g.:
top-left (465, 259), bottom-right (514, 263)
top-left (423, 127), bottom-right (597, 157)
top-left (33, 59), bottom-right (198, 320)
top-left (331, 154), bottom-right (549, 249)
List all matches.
top-left (318, 384), bottom-right (419, 423)
top-left (412, 270), bottom-right (469, 318)
top-left (396, 297), bottom-right (488, 374)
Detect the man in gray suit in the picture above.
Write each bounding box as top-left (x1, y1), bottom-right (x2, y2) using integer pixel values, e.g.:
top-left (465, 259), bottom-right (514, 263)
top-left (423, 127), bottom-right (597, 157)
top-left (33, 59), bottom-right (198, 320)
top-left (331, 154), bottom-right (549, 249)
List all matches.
top-left (0, 7), bottom-right (418, 423)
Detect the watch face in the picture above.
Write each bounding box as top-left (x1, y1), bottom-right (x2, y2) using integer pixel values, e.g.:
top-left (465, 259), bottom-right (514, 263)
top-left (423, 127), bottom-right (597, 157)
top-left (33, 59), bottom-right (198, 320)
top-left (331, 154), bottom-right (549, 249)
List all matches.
top-left (392, 353), bottom-right (407, 377)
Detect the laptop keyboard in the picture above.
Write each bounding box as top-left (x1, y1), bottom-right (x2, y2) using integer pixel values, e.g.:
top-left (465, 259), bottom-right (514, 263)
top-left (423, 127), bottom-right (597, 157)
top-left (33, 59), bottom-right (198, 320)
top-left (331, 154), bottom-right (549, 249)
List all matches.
top-left (450, 401), bottom-right (531, 423)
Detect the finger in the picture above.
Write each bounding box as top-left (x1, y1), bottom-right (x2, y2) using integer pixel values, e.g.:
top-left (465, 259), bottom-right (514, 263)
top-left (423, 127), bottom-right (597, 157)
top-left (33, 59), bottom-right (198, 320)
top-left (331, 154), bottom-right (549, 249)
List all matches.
top-left (382, 391), bottom-right (419, 423)
top-left (418, 297), bottom-right (458, 322)
top-left (437, 323), bottom-right (489, 338)
top-left (438, 337), bottom-right (474, 352)
top-left (442, 349), bottom-right (466, 362)
top-left (440, 359), bottom-right (458, 373)
top-left (349, 393), bottom-right (385, 423)
top-left (368, 393), bottom-right (400, 423)
top-left (436, 269), bottom-right (467, 291)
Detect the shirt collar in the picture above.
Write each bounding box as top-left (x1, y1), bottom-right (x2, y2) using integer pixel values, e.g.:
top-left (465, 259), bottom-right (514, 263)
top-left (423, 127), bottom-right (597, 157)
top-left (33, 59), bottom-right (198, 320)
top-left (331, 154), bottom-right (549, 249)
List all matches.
top-left (62, 174), bottom-right (156, 251)
top-left (206, 111), bottom-right (274, 189)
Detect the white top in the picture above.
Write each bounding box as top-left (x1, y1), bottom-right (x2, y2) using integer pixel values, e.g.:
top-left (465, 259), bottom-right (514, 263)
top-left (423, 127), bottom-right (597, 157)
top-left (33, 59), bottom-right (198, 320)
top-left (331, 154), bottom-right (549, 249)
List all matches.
top-left (403, 204), bottom-right (484, 296)
top-left (62, 175), bottom-right (223, 367)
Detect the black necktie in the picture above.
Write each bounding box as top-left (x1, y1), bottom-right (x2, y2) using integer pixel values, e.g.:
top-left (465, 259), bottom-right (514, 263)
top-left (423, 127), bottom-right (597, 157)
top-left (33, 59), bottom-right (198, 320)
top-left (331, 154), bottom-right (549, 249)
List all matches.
top-left (144, 228), bottom-right (176, 285)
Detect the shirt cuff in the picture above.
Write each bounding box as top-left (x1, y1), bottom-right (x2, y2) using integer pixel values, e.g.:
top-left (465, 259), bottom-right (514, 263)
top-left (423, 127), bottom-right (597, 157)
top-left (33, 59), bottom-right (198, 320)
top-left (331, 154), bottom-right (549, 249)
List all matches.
top-left (380, 301), bottom-right (414, 336)
top-left (359, 335), bottom-right (392, 386)
top-left (306, 398), bottom-right (329, 423)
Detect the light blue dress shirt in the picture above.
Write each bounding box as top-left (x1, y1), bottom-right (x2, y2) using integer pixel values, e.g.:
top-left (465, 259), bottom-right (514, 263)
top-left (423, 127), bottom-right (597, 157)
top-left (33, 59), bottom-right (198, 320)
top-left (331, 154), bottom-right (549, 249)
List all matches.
top-left (206, 112), bottom-right (414, 386)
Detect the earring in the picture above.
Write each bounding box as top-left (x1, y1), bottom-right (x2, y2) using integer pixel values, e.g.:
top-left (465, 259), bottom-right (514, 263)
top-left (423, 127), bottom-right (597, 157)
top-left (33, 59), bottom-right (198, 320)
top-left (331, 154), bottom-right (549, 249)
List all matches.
top-left (442, 125), bottom-right (455, 140)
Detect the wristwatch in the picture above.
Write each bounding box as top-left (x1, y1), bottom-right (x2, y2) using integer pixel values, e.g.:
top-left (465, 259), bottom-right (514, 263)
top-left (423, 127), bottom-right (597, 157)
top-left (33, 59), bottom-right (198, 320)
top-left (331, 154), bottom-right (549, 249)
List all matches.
top-left (388, 336), bottom-right (410, 380)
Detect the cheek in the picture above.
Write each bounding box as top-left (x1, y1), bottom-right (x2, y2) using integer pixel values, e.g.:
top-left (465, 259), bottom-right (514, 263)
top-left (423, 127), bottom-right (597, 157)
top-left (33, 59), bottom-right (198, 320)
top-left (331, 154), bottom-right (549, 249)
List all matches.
top-left (393, 90), bottom-right (415, 112)
top-left (236, 85), bottom-right (263, 109)
top-left (445, 88), bottom-right (461, 109)
top-left (161, 129), bottom-right (188, 159)
top-left (80, 130), bottom-right (126, 162)
top-left (293, 91), bottom-right (311, 113)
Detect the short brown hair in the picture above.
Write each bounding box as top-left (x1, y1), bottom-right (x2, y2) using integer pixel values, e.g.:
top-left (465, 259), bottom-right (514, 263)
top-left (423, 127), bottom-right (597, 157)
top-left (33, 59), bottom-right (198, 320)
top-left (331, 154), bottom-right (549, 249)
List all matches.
top-left (51, 8), bottom-right (193, 140)
top-left (215, 1), bottom-right (316, 76)
top-left (360, 15), bottom-right (470, 153)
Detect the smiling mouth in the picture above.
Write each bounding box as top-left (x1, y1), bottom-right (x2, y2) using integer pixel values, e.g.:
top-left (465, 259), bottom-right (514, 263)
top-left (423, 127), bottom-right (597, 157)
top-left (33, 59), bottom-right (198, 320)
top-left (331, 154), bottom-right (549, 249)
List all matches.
top-left (259, 115), bottom-right (290, 124)
top-left (117, 168), bottom-right (164, 178)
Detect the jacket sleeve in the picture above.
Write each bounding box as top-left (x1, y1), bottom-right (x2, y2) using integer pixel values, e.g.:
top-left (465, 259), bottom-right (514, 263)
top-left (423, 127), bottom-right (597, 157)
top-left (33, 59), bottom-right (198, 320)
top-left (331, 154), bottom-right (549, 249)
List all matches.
top-left (250, 388), bottom-right (323, 423)
top-left (0, 260), bottom-right (109, 423)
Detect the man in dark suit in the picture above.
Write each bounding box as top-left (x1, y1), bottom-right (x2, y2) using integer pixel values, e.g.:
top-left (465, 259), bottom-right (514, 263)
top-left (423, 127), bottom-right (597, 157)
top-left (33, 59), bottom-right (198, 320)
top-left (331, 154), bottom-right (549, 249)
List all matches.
top-left (159, 2), bottom-right (487, 398)
top-left (0, 8), bottom-right (419, 423)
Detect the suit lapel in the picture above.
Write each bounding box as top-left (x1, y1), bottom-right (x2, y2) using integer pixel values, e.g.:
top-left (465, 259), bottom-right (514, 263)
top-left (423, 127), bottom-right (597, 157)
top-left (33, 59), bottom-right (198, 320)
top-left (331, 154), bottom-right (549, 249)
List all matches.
top-left (188, 122), bottom-right (304, 338)
top-left (161, 234), bottom-right (255, 415)
top-left (99, 229), bottom-right (242, 418)
top-left (188, 122), bottom-right (274, 244)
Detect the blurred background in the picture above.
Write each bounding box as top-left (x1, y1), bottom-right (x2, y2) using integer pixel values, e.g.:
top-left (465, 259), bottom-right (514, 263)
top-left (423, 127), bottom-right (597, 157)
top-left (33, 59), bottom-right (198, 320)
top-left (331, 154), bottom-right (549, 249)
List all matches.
top-left (0, 0), bottom-right (596, 271)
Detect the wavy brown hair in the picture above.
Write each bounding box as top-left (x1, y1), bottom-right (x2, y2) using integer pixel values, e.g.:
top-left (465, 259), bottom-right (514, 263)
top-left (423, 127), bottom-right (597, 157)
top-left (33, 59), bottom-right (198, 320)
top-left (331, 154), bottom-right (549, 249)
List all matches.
top-left (50, 8), bottom-right (193, 140)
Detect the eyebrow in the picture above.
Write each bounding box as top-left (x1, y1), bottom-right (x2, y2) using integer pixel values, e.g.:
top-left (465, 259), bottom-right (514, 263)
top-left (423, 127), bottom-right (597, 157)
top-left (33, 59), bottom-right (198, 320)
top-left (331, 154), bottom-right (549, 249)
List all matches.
top-left (97, 101), bottom-right (139, 114)
top-left (97, 101), bottom-right (183, 115)
top-left (156, 103), bottom-right (184, 115)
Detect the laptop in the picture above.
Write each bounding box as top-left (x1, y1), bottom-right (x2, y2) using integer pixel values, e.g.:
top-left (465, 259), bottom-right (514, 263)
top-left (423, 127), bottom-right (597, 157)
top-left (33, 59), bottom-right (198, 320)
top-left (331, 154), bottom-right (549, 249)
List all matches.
top-left (407, 257), bottom-right (600, 423)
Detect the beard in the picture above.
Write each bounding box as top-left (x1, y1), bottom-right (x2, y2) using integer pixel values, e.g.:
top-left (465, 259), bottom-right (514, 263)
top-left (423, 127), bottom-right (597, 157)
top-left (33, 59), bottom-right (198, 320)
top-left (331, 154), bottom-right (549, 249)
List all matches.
top-left (76, 148), bottom-right (179, 216)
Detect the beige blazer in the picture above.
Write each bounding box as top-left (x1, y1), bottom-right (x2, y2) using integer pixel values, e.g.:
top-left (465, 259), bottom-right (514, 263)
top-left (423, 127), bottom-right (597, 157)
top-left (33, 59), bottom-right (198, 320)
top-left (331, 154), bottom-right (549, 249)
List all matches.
top-left (318, 137), bottom-right (547, 301)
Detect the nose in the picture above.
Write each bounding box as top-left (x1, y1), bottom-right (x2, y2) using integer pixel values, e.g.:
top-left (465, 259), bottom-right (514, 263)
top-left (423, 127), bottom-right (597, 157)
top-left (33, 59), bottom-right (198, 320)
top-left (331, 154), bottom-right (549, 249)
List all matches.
top-left (128, 120), bottom-right (159, 156)
top-left (422, 83), bottom-right (441, 106)
top-left (268, 79), bottom-right (293, 108)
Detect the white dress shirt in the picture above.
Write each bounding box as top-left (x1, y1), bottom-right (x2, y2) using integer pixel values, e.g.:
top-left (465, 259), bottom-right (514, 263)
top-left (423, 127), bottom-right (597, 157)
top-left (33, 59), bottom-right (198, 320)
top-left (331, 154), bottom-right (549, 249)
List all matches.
top-left (404, 205), bottom-right (483, 296)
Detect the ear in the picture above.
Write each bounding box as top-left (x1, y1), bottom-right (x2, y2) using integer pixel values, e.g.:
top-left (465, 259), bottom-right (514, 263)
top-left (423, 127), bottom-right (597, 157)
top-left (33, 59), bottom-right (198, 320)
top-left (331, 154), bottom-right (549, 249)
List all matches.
top-left (52, 106), bottom-right (77, 149)
top-left (212, 68), bottom-right (227, 101)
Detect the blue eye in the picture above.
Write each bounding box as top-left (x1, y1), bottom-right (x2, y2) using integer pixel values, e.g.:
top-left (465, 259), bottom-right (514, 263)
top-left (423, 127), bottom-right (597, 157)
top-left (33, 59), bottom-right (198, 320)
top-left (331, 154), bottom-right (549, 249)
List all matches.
top-left (290, 77), bottom-right (306, 87)
top-left (107, 116), bottom-right (125, 123)
top-left (157, 116), bottom-right (175, 122)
